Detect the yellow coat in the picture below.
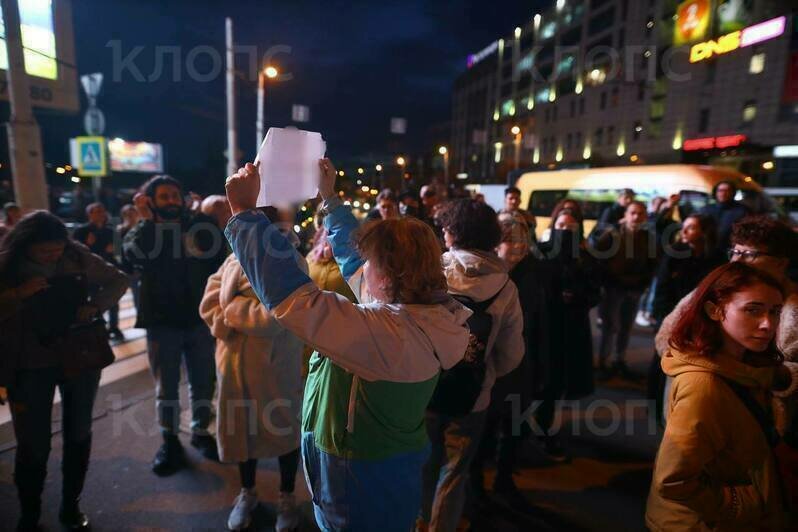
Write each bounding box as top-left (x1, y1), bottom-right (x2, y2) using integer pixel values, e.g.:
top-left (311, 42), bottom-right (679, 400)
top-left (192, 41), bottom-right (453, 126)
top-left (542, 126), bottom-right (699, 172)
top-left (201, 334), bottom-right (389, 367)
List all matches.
top-left (646, 347), bottom-right (785, 531)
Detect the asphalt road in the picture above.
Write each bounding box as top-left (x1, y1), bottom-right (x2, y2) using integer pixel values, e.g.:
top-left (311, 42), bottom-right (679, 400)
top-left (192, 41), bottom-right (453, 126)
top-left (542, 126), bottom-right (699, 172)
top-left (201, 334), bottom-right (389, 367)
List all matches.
top-left (0, 298), bottom-right (662, 531)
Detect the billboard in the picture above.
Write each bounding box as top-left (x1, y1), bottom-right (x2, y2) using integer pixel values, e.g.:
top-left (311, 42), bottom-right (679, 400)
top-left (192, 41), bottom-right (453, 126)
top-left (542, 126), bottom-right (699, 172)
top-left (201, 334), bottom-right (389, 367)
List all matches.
top-left (0, 0), bottom-right (77, 111)
top-left (715, 0), bottom-right (753, 34)
top-left (108, 139), bottom-right (164, 173)
top-left (674, 0), bottom-right (712, 46)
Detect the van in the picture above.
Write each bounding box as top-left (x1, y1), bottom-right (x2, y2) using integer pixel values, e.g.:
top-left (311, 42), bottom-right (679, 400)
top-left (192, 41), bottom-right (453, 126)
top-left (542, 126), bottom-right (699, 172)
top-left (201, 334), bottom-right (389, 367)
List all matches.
top-left (515, 164), bottom-right (766, 240)
top-left (763, 188), bottom-right (798, 224)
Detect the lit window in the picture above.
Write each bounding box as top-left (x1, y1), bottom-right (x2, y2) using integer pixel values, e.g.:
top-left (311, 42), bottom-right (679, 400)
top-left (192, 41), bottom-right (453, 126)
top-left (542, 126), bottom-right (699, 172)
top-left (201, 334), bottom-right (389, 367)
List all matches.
top-left (535, 87), bottom-right (551, 103)
top-left (749, 52), bottom-right (766, 74)
top-left (742, 101), bottom-right (757, 123)
top-left (586, 68), bottom-right (607, 86)
top-left (541, 21), bottom-right (557, 39)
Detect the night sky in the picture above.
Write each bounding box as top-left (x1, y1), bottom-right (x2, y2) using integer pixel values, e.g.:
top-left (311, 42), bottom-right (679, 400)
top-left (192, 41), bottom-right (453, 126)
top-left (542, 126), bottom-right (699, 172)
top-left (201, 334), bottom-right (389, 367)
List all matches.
top-left (31, 0), bottom-right (545, 192)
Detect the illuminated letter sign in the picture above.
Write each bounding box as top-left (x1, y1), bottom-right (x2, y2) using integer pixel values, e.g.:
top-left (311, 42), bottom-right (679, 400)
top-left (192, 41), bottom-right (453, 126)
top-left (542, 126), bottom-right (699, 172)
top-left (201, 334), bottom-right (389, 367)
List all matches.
top-left (674, 0), bottom-right (711, 46)
top-left (683, 134), bottom-right (747, 151)
top-left (690, 16), bottom-right (786, 63)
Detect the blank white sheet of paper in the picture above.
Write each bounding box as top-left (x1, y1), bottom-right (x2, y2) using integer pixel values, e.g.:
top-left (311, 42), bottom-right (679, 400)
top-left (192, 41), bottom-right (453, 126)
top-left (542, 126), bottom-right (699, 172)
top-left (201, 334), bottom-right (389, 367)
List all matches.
top-left (256, 127), bottom-right (326, 206)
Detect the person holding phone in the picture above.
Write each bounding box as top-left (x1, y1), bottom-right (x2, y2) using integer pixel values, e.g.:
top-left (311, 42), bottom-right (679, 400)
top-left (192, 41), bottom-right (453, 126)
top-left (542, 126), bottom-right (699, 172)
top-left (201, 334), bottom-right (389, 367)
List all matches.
top-left (0, 211), bottom-right (127, 531)
top-left (123, 175), bottom-right (228, 476)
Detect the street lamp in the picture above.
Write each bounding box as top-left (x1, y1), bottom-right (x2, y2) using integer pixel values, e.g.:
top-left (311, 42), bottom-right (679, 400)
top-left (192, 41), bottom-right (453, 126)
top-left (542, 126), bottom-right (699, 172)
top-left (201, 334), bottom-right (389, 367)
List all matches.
top-left (438, 146), bottom-right (449, 185)
top-left (375, 164), bottom-right (383, 172)
top-left (396, 156), bottom-right (406, 167)
top-left (256, 65), bottom-right (279, 151)
top-left (511, 126), bottom-right (522, 170)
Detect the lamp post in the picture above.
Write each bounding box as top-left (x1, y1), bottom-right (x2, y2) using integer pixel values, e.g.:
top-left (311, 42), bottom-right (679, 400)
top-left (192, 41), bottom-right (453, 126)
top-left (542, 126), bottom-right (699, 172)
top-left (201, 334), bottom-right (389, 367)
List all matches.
top-left (256, 65), bottom-right (279, 151)
top-left (511, 126), bottom-right (522, 170)
top-left (438, 146), bottom-right (449, 185)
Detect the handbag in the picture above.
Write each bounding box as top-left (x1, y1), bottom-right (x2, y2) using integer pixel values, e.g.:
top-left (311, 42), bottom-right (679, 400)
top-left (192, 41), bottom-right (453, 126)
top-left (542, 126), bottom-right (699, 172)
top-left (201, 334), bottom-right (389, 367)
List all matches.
top-left (55, 318), bottom-right (116, 373)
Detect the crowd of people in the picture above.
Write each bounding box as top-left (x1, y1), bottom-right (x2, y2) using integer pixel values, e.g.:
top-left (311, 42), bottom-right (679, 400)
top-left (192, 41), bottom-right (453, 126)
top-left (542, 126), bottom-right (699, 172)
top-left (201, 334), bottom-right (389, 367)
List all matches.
top-left (0, 163), bottom-right (797, 531)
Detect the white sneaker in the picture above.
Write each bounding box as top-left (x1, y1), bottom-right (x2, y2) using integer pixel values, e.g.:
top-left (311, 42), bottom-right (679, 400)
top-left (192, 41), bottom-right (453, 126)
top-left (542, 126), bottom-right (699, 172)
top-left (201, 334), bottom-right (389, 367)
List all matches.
top-left (227, 488), bottom-right (258, 530)
top-left (276, 491), bottom-right (299, 532)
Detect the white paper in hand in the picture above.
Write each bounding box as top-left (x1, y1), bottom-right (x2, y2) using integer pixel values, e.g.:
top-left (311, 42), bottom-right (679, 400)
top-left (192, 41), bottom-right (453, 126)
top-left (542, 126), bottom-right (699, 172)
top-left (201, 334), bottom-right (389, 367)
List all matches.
top-left (255, 127), bottom-right (326, 206)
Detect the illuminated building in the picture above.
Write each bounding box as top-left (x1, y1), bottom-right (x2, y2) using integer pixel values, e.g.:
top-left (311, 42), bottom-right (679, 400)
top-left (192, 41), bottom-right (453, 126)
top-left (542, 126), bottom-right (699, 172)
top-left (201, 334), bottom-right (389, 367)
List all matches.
top-left (451, 0), bottom-right (798, 185)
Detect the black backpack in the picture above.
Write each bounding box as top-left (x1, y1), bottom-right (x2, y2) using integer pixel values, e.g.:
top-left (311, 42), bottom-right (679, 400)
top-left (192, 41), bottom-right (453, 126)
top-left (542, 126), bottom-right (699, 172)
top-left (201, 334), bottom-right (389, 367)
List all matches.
top-left (428, 283), bottom-right (507, 417)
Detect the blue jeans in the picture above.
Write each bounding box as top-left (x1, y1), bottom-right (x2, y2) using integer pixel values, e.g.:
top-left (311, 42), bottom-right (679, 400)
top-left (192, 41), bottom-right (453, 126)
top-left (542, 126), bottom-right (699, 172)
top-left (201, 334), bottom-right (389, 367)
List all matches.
top-left (420, 410), bottom-right (488, 531)
top-left (301, 432), bottom-right (429, 531)
top-left (146, 324), bottom-right (215, 436)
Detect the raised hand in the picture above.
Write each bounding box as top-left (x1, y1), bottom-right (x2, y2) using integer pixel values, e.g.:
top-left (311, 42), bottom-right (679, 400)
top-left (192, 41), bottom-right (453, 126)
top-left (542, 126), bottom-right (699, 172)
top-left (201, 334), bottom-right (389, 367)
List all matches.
top-left (225, 162), bottom-right (260, 216)
top-left (133, 193), bottom-right (154, 221)
top-left (318, 158), bottom-right (337, 200)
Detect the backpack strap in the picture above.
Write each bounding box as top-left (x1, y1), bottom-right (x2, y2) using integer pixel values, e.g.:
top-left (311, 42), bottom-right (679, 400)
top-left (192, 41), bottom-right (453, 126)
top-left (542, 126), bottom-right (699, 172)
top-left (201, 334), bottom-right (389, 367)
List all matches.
top-left (719, 376), bottom-right (780, 448)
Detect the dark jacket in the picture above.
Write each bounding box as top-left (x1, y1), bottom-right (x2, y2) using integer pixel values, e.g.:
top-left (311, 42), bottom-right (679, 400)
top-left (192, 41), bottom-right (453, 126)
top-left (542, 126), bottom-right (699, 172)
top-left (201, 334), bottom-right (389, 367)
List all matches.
top-left (0, 242), bottom-right (128, 384)
top-left (700, 200), bottom-right (748, 255)
top-left (122, 212), bottom-right (227, 329)
top-left (73, 223), bottom-right (116, 263)
top-left (594, 224), bottom-right (659, 292)
top-left (538, 231), bottom-right (602, 398)
top-left (651, 242), bottom-right (720, 323)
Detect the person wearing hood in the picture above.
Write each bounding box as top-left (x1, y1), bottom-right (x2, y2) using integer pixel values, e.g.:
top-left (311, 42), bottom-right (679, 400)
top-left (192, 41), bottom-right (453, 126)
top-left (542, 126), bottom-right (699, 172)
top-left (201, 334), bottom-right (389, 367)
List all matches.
top-left (646, 262), bottom-right (798, 531)
top-left (656, 215), bottom-right (798, 510)
top-left (223, 160), bottom-right (471, 532)
top-left (122, 175), bottom-right (228, 475)
top-left (419, 198), bottom-right (524, 531)
top-left (700, 180), bottom-right (749, 259)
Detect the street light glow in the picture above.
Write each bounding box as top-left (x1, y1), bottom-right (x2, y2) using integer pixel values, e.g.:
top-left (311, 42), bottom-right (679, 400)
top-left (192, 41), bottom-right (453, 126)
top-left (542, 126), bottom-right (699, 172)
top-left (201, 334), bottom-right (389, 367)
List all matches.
top-left (438, 146), bottom-right (448, 155)
top-left (56, 167), bottom-right (65, 174)
top-left (762, 161), bottom-right (775, 170)
top-left (264, 66), bottom-right (279, 78)
top-left (511, 126), bottom-right (521, 136)
top-left (396, 156), bottom-right (406, 166)
top-left (338, 170), bottom-right (345, 176)
top-left (375, 164), bottom-right (383, 172)
top-left (357, 167), bottom-right (364, 175)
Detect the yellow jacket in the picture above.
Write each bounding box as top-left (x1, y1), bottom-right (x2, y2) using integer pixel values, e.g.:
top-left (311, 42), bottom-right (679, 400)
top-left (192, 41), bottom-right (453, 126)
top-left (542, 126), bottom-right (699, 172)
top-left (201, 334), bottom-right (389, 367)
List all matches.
top-left (646, 347), bottom-right (785, 531)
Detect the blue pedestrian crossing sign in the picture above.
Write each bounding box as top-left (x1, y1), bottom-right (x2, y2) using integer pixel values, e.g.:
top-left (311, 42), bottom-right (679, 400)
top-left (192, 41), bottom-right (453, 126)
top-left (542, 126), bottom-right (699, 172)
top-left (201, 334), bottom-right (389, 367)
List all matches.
top-left (75, 136), bottom-right (107, 176)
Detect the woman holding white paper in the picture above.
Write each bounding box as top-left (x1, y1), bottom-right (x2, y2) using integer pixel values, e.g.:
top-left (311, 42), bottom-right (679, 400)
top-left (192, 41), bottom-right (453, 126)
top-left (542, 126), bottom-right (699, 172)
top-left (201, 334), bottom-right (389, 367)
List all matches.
top-left (223, 160), bottom-right (470, 531)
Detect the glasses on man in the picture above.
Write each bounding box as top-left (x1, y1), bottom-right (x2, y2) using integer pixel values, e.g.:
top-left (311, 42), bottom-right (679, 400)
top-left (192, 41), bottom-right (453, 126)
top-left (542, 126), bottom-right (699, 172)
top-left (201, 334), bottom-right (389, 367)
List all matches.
top-left (727, 248), bottom-right (775, 261)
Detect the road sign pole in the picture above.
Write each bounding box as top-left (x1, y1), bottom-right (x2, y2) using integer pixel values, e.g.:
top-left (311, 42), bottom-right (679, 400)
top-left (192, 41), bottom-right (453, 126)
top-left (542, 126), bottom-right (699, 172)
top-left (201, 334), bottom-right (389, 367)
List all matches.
top-left (1, 0), bottom-right (48, 210)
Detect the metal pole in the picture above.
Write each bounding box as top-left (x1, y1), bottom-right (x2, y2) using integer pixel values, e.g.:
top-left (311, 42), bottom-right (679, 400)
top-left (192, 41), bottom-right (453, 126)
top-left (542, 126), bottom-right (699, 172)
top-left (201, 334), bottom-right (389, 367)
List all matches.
top-left (225, 17), bottom-right (238, 176)
top-left (2, 0), bottom-right (48, 210)
top-left (514, 136), bottom-right (521, 170)
top-left (256, 71), bottom-right (264, 152)
top-left (443, 152), bottom-right (449, 187)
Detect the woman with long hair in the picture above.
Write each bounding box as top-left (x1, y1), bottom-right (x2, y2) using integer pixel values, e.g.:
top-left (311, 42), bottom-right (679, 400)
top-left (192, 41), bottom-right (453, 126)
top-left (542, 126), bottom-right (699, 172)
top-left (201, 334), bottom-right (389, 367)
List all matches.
top-left (223, 160), bottom-right (471, 531)
top-left (647, 213), bottom-right (721, 421)
top-left (0, 211), bottom-right (127, 531)
top-left (646, 262), bottom-right (798, 530)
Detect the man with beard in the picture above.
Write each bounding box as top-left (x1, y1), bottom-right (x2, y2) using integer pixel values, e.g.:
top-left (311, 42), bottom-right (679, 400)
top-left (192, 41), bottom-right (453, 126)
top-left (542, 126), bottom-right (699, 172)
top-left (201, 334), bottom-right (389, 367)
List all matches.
top-left (123, 175), bottom-right (227, 475)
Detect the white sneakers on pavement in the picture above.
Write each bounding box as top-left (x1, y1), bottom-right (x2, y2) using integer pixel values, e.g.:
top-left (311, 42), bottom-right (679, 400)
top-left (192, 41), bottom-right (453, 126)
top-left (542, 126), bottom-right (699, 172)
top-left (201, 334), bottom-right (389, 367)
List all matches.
top-left (276, 491), bottom-right (300, 532)
top-left (227, 488), bottom-right (258, 530)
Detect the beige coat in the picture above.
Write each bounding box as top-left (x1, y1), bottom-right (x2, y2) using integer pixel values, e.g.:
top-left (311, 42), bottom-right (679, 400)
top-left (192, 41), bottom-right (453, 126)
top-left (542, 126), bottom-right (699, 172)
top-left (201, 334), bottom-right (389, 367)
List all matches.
top-left (646, 348), bottom-right (784, 531)
top-left (200, 254), bottom-right (306, 463)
